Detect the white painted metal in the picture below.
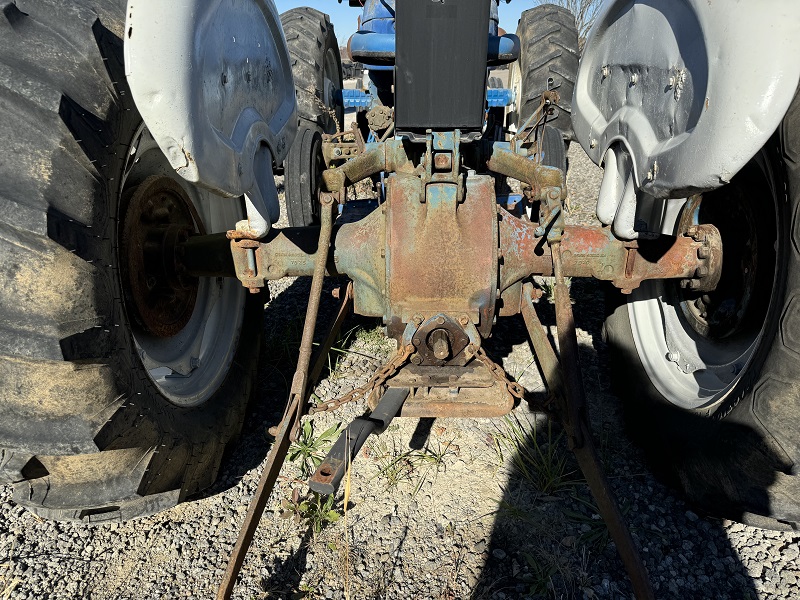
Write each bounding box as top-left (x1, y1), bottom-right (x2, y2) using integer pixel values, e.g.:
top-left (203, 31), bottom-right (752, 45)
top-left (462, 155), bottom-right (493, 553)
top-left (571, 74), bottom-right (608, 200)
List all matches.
top-left (124, 0), bottom-right (297, 236)
top-left (573, 0), bottom-right (800, 238)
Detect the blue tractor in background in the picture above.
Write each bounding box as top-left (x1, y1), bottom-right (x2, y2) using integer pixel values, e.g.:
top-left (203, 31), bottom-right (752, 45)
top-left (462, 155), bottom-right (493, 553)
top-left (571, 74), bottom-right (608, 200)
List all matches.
top-left (282, 0), bottom-right (580, 224)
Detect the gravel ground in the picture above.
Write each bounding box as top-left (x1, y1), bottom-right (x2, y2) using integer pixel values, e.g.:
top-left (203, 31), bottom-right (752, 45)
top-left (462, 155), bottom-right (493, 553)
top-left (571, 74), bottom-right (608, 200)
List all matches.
top-left (1, 144), bottom-right (799, 600)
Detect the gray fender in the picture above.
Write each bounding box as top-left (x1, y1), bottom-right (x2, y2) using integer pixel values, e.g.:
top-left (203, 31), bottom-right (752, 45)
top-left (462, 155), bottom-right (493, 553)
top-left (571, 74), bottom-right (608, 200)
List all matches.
top-left (573, 0), bottom-right (800, 239)
top-left (124, 0), bottom-right (296, 236)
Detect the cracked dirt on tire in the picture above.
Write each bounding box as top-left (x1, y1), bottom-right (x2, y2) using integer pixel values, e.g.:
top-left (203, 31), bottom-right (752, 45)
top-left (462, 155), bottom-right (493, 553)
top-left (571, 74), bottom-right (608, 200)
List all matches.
top-left (2, 147), bottom-right (800, 600)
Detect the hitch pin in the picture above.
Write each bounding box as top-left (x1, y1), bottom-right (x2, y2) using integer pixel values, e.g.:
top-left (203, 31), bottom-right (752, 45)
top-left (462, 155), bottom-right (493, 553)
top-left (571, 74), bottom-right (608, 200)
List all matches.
top-left (309, 387), bottom-right (409, 495)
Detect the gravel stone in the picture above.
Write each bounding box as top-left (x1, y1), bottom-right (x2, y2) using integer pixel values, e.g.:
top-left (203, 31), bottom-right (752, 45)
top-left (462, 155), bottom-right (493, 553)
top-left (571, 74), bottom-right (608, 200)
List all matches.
top-left (0, 100), bottom-right (798, 600)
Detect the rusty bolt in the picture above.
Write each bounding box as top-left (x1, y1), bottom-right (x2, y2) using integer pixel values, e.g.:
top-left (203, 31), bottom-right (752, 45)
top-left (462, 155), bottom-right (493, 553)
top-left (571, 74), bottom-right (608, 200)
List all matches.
top-left (412, 314), bottom-right (424, 326)
top-left (695, 266), bottom-right (709, 278)
top-left (534, 226), bottom-right (546, 237)
top-left (466, 343), bottom-right (477, 354)
top-left (680, 279), bottom-right (690, 289)
top-left (688, 279), bottom-right (700, 289)
top-left (405, 344), bottom-right (415, 353)
top-left (413, 337), bottom-right (421, 346)
top-left (433, 152), bottom-right (452, 171)
top-left (459, 314), bottom-right (469, 326)
top-left (697, 247), bottom-right (709, 259)
top-left (693, 231), bottom-right (707, 243)
top-left (436, 316), bottom-right (445, 325)
top-left (411, 354), bottom-right (423, 365)
top-left (686, 225), bottom-right (698, 238)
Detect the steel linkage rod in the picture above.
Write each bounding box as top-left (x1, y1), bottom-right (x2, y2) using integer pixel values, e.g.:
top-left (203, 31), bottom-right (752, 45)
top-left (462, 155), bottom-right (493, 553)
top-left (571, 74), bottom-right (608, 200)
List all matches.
top-left (521, 279), bottom-right (655, 600)
top-left (217, 194), bottom-right (336, 600)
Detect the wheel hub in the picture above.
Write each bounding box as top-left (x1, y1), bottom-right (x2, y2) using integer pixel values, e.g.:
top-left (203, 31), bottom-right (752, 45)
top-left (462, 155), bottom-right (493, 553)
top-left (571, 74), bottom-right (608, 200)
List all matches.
top-left (121, 175), bottom-right (202, 337)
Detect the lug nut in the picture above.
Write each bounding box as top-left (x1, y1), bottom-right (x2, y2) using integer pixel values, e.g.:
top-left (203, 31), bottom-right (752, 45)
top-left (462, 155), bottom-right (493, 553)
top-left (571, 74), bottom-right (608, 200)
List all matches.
top-left (666, 351), bottom-right (680, 362)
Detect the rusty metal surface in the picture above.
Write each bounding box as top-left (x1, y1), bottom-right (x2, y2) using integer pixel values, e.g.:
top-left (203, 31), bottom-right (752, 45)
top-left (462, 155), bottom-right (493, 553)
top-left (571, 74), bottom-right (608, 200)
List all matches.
top-left (217, 196), bottom-right (335, 600)
top-left (120, 176), bottom-right (201, 337)
top-left (321, 140), bottom-right (411, 192)
top-left (487, 145), bottom-right (566, 202)
top-left (499, 207), bottom-right (722, 294)
top-left (228, 203), bottom-right (720, 304)
top-left (309, 387), bottom-right (409, 495)
top-left (409, 314), bottom-right (471, 366)
top-left (370, 383), bottom-right (514, 418)
top-left (378, 363), bottom-right (495, 390)
top-left (385, 173), bottom-right (498, 338)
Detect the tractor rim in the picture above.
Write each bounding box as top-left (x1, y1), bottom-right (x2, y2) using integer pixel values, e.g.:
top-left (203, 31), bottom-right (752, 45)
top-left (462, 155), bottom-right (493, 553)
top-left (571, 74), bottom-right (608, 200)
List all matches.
top-left (119, 124), bottom-right (247, 408)
top-left (628, 155), bottom-right (779, 410)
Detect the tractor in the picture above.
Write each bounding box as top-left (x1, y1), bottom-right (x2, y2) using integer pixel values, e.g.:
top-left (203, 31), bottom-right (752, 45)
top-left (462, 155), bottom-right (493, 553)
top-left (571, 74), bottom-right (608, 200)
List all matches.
top-left (1, 0), bottom-right (799, 597)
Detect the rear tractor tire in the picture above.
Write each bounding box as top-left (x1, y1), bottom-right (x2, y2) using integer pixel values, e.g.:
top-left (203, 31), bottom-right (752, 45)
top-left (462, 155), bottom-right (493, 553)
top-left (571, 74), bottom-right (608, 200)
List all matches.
top-left (604, 88), bottom-right (800, 529)
top-left (0, 0), bottom-right (262, 522)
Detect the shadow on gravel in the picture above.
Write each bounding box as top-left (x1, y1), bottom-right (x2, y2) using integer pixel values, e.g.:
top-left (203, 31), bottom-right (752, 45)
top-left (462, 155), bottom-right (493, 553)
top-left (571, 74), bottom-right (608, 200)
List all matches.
top-left (205, 275), bottom-right (774, 599)
top-left (473, 279), bottom-right (764, 599)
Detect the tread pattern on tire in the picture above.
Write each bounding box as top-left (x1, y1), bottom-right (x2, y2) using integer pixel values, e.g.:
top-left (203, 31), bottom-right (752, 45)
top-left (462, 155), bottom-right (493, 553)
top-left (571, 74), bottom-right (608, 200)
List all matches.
top-left (280, 7), bottom-right (342, 227)
top-left (0, 0), bottom-right (260, 522)
top-left (280, 7), bottom-right (343, 126)
top-left (515, 4), bottom-right (579, 143)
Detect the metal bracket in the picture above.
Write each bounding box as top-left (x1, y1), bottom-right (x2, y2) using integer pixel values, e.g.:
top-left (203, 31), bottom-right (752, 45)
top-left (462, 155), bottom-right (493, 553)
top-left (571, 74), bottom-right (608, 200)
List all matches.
top-left (308, 387), bottom-right (409, 495)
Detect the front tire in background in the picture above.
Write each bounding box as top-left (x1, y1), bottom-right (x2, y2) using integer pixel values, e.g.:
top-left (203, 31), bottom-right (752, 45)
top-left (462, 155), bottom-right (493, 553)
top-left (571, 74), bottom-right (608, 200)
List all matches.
top-left (604, 89), bottom-right (800, 528)
top-left (281, 7), bottom-right (343, 227)
top-left (508, 4), bottom-right (579, 147)
top-left (0, 1), bottom-right (261, 522)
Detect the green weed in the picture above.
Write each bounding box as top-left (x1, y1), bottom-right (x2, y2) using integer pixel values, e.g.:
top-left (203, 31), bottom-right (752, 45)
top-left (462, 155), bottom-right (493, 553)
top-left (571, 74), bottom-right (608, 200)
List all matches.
top-left (539, 276), bottom-right (572, 304)
top-left (563, 495), bottom-right (610, 552)
top-left (369, 436), bottom-right (455, 495)
top-left (288, 420), bottom-right (341, 479)
top-left (494, 415), bottom-right (578, 495)
top-left (280, 489), bottom-right (341, 536)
